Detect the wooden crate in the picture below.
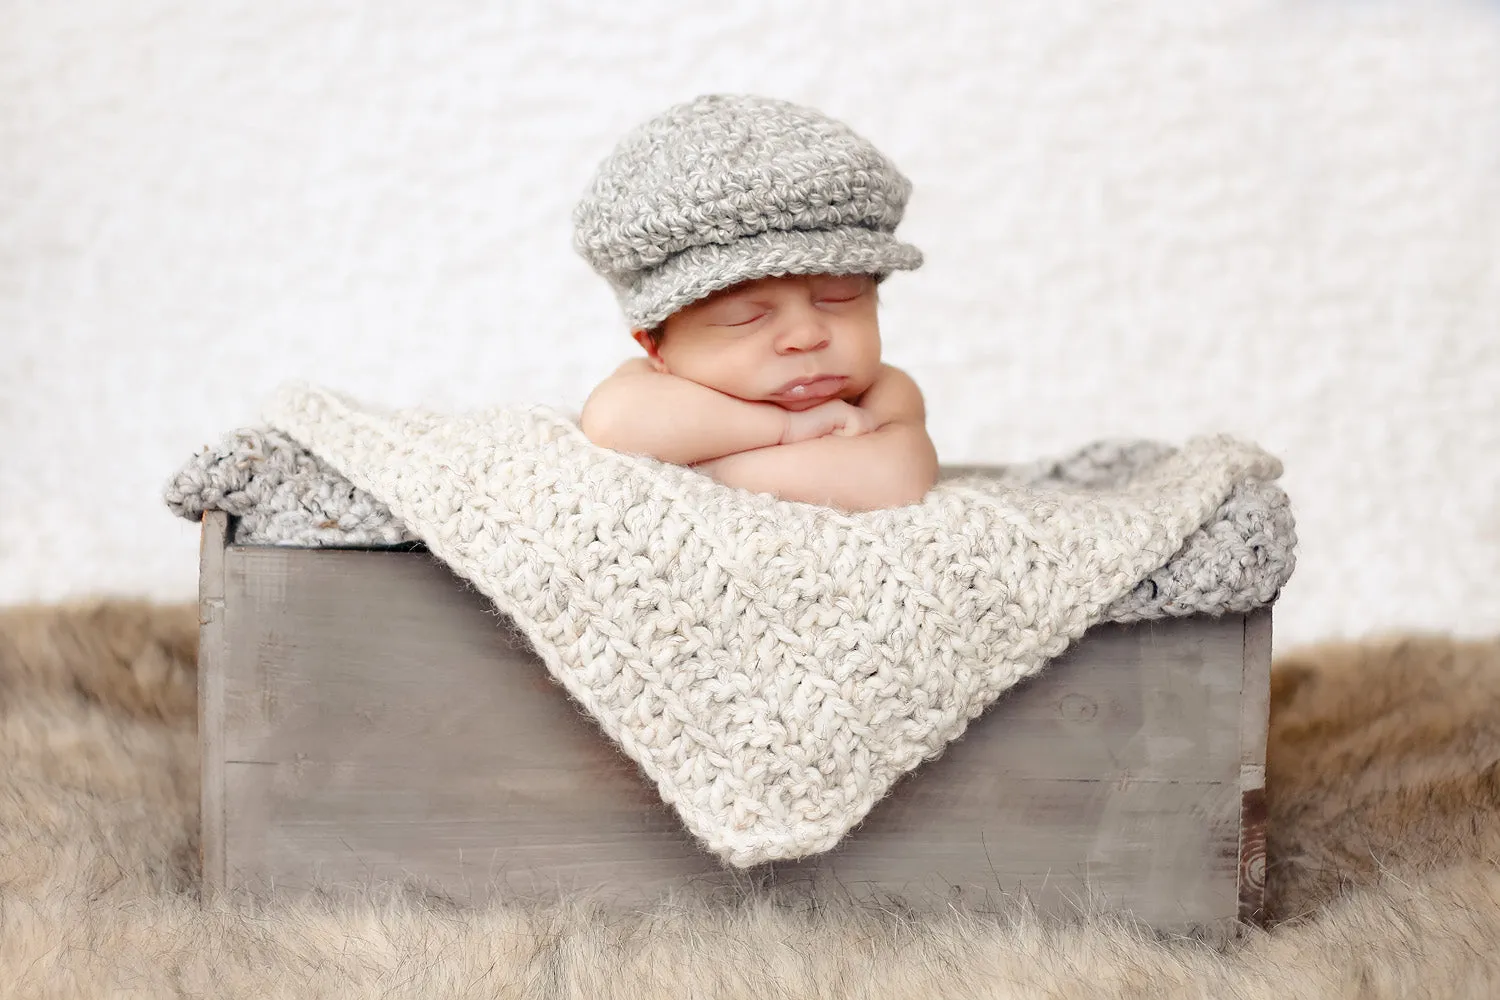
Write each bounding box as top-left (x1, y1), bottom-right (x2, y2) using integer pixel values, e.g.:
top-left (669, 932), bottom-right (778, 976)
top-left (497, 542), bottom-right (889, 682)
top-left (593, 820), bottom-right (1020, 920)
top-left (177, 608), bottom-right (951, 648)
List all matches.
top-left (198, 509), bottom-right (1270, 929)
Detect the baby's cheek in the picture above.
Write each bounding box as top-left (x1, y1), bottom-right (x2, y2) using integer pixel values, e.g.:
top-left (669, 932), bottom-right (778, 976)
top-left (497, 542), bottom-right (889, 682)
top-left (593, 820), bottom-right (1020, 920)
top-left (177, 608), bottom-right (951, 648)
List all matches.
top-left (685, 364), bottom-right (755, 399)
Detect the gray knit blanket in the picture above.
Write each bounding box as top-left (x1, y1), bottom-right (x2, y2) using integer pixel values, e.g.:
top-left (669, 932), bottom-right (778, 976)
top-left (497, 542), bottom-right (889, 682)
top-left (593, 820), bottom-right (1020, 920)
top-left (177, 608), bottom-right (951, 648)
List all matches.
top-left (165, 384), bottom-right (1295, 865)
top-left (166, 423), bottom-right (1296, 626)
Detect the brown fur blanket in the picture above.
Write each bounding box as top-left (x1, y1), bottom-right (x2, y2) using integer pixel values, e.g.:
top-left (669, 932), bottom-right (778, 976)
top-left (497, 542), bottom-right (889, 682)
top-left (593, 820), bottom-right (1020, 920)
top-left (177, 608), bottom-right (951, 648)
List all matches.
top-left (2, 600), bottom-right (1500, 998)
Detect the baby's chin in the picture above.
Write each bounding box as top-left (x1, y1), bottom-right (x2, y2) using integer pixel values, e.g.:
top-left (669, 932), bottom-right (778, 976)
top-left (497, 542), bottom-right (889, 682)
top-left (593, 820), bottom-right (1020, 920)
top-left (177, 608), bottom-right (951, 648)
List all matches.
top-left (770, 396), bottom-right (832, 413)
top-left (766, 384), bottom-right (871, 411)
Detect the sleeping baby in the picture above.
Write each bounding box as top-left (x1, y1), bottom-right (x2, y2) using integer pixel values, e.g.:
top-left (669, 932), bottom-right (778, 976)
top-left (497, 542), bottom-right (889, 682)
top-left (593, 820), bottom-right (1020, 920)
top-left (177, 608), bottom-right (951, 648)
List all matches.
top-left (572, 94), bottom-right (939, 513)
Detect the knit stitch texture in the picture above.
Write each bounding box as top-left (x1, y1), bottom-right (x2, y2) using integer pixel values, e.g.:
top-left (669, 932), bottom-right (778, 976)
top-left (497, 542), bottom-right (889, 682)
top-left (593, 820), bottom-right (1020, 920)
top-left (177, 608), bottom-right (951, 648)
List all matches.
top-left (165, 382), bottom-right (1292, 866)
top-left (165, 433), bottom-right (1297, 625)
top-left (572, 94), bottom-right (924, 331)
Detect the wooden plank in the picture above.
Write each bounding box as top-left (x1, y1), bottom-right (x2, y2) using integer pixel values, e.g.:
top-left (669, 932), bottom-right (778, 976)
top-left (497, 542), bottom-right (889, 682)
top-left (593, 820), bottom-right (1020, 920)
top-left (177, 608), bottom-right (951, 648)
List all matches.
top-left (1237, 607), bottom-right (1273, 925)
top-left (220, 547), bottom-right (1245, 785)
top-left (197, 511), bottom-right (230, 900)
top-left (216, 542), bottom-right (1248, 926)
top-left (223, 761), bottom-right (1235, 922)
top-left (774, 778), bottom-right (1238, 923)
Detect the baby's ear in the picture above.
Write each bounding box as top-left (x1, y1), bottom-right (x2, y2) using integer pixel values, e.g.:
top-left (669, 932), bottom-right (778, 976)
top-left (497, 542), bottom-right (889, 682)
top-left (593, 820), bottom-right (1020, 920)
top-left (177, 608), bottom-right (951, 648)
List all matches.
top-left (631, 329), bottom-right (669, 371)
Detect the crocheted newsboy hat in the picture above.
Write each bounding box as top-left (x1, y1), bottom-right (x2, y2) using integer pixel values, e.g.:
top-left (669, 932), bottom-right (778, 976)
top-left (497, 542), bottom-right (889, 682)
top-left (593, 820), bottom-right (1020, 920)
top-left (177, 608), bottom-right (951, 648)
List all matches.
top-left (572, 94), bottom-right (923, 331)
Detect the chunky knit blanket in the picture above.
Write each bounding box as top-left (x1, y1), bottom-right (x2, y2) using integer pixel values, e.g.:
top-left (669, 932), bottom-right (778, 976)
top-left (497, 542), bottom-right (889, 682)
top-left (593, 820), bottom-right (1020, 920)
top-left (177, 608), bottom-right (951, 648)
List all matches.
top-left (166, 383), bottom-right (1295, 866)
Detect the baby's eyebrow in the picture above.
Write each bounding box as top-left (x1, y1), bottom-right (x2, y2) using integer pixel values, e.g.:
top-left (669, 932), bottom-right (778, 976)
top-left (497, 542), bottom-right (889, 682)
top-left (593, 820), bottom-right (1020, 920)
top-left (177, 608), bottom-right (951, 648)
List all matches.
top-left (708, 292), bottom-right (772, 310)
top-left (810, 274), bottom-right (867, 290)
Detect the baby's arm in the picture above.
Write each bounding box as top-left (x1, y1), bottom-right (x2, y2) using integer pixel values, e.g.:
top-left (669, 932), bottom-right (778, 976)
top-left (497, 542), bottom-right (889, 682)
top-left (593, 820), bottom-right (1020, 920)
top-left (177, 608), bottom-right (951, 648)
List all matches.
top-left (581, 359), bottom-right (787, 465)
top-left (581, 359), bottom-right (863, 465)
top-left (696, 366), bottom-right (939, 512)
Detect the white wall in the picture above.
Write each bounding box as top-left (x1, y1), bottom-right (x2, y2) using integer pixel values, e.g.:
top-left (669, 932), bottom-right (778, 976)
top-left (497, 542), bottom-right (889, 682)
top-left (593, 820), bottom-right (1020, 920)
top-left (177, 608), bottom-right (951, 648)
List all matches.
top-left (3, 0), bottom-right (1497, 652)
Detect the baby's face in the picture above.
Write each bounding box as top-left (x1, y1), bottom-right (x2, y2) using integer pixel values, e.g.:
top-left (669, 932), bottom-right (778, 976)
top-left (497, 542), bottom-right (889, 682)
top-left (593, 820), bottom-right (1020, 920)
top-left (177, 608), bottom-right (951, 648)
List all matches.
top-left (638, 273), bottom-right (882, 411)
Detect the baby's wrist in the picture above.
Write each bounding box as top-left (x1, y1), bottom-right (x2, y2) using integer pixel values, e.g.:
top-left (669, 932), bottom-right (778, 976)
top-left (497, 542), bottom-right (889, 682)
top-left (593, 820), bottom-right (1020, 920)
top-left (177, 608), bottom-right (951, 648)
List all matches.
top-left (777, 406), bottom-right (795, 446)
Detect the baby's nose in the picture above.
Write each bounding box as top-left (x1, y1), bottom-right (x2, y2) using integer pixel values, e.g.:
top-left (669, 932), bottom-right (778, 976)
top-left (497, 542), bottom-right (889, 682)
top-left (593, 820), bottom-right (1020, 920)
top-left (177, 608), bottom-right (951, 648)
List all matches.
top-left (776, 323), bottom-right (831, 353)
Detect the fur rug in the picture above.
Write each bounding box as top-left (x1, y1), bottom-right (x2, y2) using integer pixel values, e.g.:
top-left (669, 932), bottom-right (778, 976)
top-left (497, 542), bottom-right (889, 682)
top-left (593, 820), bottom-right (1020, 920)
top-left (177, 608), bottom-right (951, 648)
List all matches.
top-left (2, 602), bottom-right (1500, 998)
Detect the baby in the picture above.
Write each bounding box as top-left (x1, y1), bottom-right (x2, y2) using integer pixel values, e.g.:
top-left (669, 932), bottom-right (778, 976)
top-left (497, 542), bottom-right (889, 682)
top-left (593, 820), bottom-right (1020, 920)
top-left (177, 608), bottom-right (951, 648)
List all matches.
top-left (572, 94), bottom-right (938, 512)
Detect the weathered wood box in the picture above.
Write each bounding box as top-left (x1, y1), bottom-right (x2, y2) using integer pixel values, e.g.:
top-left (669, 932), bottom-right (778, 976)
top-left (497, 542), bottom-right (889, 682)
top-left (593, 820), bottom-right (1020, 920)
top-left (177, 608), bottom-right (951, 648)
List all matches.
top-left (198, 502), bottom-right (1271, 930)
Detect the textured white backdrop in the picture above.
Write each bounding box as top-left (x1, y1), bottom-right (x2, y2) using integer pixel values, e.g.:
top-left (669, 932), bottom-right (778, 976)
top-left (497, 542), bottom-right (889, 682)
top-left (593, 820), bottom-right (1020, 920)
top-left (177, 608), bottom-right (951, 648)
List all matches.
top-left (2, 0), bottom-right (1497, 652)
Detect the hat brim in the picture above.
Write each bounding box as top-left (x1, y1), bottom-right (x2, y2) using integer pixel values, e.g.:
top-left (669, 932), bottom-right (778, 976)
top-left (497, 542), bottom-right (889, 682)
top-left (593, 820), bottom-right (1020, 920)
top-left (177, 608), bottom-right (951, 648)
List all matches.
top-left (618, 227), bottom-right (923, 331)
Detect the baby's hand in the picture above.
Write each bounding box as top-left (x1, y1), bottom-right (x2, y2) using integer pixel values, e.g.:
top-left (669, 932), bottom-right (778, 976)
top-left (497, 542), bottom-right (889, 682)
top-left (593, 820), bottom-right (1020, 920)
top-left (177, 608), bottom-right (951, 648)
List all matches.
top-left (781, 399), bottom-right (879, 444)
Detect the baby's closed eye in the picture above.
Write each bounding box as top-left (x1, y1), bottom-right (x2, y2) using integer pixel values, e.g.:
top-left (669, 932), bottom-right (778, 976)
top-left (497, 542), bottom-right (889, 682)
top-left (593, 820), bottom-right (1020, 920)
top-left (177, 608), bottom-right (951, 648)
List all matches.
top-left (812, 275), bottom-right (872, 304)
top-left (710, 306), bottom-right (769, 327)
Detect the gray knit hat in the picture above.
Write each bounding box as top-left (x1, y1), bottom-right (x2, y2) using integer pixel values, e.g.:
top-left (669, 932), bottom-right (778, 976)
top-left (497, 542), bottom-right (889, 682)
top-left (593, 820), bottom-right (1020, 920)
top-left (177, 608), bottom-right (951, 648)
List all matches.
top-left (573, 94), bottom-right (923, 331)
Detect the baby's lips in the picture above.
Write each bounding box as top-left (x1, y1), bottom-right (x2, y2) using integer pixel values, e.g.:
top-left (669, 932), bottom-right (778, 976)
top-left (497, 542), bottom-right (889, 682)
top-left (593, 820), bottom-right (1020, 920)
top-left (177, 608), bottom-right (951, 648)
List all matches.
top-left (770, 375), bottom-right (847, 402)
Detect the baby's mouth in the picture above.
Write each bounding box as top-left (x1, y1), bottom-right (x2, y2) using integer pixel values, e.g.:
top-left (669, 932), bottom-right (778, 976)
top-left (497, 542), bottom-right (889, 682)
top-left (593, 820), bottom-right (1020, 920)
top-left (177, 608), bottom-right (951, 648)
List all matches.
top-left (768, 375), bottom-right (846, 404)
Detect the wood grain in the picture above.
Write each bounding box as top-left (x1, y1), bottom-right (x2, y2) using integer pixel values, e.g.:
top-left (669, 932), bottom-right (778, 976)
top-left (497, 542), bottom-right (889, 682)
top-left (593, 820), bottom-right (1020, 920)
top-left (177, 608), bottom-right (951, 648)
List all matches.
top-left (1238, 607), bottom-right (1273, 925)
top-left (197, 510), bottom-right (229, 900)
top-left (205, 540), bottom-right (1259, 929)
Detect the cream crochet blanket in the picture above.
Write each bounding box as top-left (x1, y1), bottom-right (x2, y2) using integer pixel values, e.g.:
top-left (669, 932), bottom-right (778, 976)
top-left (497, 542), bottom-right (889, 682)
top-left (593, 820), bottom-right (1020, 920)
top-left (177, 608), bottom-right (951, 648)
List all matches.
top-left (261, 383), bottom-right (1284, 867)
